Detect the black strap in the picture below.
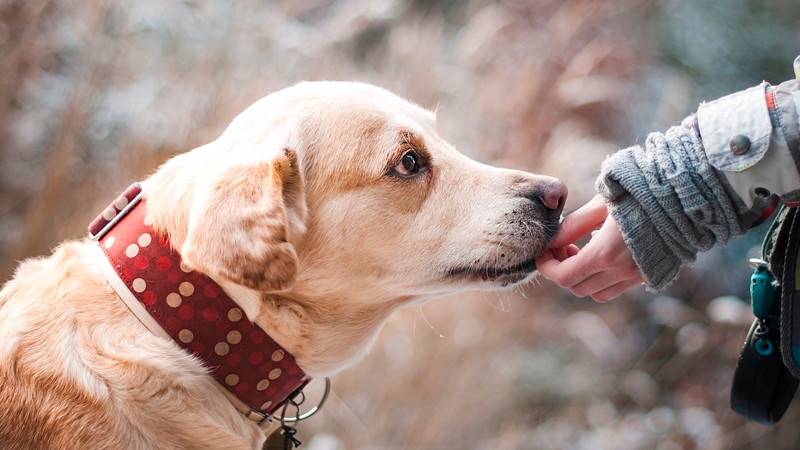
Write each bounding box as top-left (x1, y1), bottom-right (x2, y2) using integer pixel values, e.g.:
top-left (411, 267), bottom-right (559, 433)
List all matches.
top-left (730, 204), bottom-right (800, 423)
top-left (777, 206), bottom-right (800, 378)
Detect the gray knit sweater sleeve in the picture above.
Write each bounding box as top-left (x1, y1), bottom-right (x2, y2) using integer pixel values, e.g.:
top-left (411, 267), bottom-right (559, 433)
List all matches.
top-left (595, 117), bottom-right (747, 291)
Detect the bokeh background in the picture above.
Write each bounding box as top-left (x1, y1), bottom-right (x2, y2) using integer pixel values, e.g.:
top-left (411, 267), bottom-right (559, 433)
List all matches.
top-left (2, 0), bottom-right (800, 448)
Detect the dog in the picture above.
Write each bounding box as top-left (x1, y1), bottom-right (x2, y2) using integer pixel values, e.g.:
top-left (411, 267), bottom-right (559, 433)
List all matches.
top-left (0, 81), bottom-right (566, 449)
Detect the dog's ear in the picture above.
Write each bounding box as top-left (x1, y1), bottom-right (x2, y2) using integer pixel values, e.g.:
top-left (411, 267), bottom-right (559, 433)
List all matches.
top-left (181, 148), bottom-right (306, 292)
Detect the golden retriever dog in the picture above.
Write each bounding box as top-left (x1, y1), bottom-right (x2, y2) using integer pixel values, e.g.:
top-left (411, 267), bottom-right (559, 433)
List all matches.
top-left (0, 81), bottom-right (566, 449)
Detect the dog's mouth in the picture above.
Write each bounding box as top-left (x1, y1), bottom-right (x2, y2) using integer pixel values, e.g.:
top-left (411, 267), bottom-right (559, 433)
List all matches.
top-left (442, 214), bottom-right (561, 287)
top-left (445, 255), bottom-right (539, 287)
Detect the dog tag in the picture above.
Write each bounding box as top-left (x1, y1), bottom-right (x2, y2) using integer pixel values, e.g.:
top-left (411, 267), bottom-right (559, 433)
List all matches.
top-left (264, 427), bottom-right (290, 450)
top-left (264, 426), bottom-right (300, 450)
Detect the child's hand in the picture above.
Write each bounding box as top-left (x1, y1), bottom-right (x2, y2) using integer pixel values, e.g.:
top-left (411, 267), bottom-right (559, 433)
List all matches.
top-left (535, 195), bottom-right (644, 302)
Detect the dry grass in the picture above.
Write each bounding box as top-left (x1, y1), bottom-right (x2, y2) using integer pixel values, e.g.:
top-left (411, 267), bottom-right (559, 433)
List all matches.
top-left (2, 0), bottom-right (799, 448)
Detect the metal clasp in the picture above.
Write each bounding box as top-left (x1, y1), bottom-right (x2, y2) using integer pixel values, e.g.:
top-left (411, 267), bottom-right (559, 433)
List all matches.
top-left (257, 377), bottom-right (331, 427)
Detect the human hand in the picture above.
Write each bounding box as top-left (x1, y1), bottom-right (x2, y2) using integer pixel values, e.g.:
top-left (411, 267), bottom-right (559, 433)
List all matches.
top-left (535, 194), bottom-right (644, 302)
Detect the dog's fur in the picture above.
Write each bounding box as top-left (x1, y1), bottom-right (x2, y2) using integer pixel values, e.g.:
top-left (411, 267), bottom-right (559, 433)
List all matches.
top-left (0, 82), bottom-right (565, 449)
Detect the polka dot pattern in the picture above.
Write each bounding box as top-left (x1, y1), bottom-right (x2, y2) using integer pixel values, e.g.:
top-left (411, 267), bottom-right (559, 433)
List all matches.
top-left (114, 196), bottom-right (130, 210)
top-left (132, 278), bottom-right (146, 293)
top-left (215, 342), bottom-right (230, 356)
top-left (179, 281), bottom-right (195, 297)
top-left (166, 292), bottom-right (182, 308)
top-left (227, 330), bottom-right (242, 345)
top-left (228, 308), bottom-right (243, 322)
top-left (125, 244), bottom-right (139, 258)
top-left (179, 329), bottom-right (194, 343)
top-left (96, 192), bottom-right (307, 415)
top-left (88, 183), bottom-right (143, 239)
top-left (138, 233), bottom-right (152, 247)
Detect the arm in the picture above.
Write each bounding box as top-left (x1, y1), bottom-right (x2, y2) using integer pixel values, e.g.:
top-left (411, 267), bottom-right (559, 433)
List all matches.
top-left (537, 74), bottom-right (800, 300)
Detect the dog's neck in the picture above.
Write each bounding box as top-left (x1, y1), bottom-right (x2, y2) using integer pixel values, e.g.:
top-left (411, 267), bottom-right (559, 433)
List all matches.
top-left (221, 282), bottom-right (410, 377)
top-left (142, 158), bottom-right (415, 378)
top-left (91, 184), bottom-right (310, 420)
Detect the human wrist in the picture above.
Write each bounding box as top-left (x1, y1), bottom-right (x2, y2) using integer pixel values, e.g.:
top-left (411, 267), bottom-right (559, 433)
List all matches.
top-left (596, 122), bottom-right (746, 292)
top-left (600, 189), bottom-right (681, 291)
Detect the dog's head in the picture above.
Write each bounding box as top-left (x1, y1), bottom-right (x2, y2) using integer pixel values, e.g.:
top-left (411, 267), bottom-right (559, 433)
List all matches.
top-left (147, 81), bottom-right (565, 303)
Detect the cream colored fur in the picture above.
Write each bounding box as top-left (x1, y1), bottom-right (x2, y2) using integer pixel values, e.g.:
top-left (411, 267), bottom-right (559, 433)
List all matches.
top-left (0, 82), bottom-right (565, 449)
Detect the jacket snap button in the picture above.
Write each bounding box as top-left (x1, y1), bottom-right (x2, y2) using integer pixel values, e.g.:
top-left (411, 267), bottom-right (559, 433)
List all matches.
top-left (729, 134), bottom-right (751, 155)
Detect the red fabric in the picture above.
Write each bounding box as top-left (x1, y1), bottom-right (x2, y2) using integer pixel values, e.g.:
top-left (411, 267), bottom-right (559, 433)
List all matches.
top-left (88, 183), bottom-right (143, 238)
top-left (94, 185), bottom-right (308, 415)
top-left (766, 90), bottom-right (776, 110)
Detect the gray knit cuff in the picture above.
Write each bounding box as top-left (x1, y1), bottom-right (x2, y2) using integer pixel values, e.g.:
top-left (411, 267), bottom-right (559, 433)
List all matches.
top-left (596, 117), bottom-right (747, 291)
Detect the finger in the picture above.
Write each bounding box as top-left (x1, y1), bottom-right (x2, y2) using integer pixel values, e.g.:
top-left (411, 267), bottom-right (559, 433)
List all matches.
top-left (535, 246), bottom-right (603, 289)
top-left (535, 248), bottom-right (556, 264)
top-left (565, 244), bottom-right (579, 258)
top-left (550, 244), bottom-right (579, 261)
top-left (534, 254), bottom-right (562, 280)
top-left (567, 252), bottom-right (640, 298)
top-left (568, 269), bottom-right (625, 298)
top-left (590, 277), bottom-right (645, 303)
top-left (535, 253), bottom-right (590, 286)
top-left (550, 195), bottom-right (609, 248)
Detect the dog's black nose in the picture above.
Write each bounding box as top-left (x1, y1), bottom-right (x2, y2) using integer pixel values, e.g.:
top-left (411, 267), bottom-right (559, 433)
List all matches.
top-left (538, 180), bottom-right (567, 215)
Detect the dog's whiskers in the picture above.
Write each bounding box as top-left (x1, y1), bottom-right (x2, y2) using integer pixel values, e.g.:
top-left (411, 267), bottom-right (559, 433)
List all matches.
top-left (417, 305), bottom-right (444, 339)
top-left (482, 290), bottom-right (510, 312)
top-left (514, 283), bottom-right (529, 300)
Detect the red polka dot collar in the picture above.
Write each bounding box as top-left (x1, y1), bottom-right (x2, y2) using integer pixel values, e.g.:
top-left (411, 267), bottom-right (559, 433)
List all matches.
top-left (89, 183), bottom-right (309, 424)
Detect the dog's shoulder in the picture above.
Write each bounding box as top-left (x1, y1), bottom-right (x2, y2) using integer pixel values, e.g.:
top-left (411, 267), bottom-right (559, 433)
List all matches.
top-left (0, 241), bottom-right (121, 447)
top-left (0, 241), bottom-right (261, 448)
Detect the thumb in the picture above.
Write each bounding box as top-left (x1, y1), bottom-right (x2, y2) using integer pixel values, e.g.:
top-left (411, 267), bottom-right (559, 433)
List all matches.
top-left (549, 194), bottom-right (609, 248)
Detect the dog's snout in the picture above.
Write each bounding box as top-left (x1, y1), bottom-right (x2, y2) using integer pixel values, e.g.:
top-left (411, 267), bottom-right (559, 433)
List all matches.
top-left (539, 180), bottom-right (567, 214)
top-left (512, 176), bottom-right (567, 217)
top-left (512, 176), bottom-right (567, 216)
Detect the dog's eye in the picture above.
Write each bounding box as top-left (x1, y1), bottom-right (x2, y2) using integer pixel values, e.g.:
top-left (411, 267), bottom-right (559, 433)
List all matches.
top-left (395, 151), bottom-right (420, 176)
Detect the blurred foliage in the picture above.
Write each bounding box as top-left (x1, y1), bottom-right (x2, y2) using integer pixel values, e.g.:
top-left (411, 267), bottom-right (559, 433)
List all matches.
top-left (656, 0), bottom-right (800, 98)
top-left (1, 0), bottom-right (799, 449)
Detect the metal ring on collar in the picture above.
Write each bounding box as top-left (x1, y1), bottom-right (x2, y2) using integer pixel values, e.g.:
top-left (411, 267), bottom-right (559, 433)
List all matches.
top-left (281, 377), bottom-right (331, 424)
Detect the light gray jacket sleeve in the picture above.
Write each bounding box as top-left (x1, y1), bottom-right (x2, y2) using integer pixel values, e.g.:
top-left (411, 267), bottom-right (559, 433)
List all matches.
top-left (700, 80), bottom-right (800, 222)
top-left (596, 79), bottom-right (800, 291)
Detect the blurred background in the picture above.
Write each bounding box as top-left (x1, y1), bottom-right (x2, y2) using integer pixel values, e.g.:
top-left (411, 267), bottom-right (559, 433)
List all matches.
top-left (2, 0), bottom-right (800, 448)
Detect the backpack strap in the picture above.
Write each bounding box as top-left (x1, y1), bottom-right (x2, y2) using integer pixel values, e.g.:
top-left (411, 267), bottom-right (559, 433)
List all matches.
top-left (730, 204), bottom-right (799, 424)
top-left (772, 205), bottom-right (800, 378)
